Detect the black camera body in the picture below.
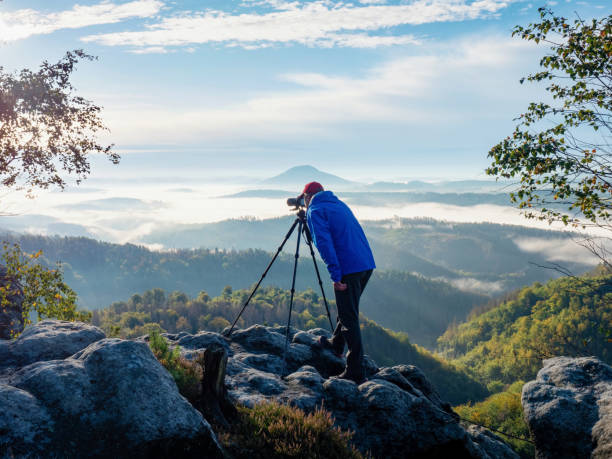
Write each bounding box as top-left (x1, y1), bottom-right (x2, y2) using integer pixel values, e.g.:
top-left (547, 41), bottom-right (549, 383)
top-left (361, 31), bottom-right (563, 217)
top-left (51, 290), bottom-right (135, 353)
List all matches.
top-left (287, 196), bottom-right (305, 208)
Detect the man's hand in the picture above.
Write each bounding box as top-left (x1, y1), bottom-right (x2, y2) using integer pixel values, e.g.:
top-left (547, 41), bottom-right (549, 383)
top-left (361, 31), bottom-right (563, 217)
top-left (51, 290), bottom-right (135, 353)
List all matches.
top-left (334, 281), bottom-right (347, 291)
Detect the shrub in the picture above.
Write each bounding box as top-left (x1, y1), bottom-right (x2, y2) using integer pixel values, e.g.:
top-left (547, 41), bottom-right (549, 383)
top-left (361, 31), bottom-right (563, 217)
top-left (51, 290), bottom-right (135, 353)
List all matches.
top-left (219, 401), bottom-right (364, 459)
top-left (1, 242), bottom-right (90, 337)
top-left (148, 329), bottom-right (202, 402)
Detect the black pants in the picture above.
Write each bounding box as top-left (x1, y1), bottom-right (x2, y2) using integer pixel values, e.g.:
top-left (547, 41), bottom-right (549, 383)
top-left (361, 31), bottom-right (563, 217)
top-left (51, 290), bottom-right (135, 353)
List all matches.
top-left (329, 269), bottom-right (373, 378)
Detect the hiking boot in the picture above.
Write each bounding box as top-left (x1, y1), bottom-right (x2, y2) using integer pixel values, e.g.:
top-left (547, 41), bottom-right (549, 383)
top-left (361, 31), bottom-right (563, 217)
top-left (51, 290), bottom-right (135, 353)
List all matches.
top-left (335, 369), bottom-right (367, 385)
top-left (314, 336), bottom-right (343, 358)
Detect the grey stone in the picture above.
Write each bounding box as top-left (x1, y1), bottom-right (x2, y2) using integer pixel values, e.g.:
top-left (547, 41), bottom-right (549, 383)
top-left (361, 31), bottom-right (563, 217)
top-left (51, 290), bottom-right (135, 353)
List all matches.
top-left (308, 327), bottom-right (331, 337)
top-left (232, 351), bottom-right (284, 374)
top-left (215, 325), bottom-right (517, 458)
top-left (230, 324), bottom-right (287, 355)
top-left (0, 320), bottom-right (105, 371)
top-left (363, 354), bottom-right (379, 376)
top-left (467, 425), bottom-right (520, 459)
top-left (0, 384), bottom-right (53, 458)
top-left (3, 321), bottom-right (518, 459)
top-left (2, 322), bottom-right (223, 458)
top-left (281, 366), bottom-right (325, 411)
top-left (522, 356), bottom-right (612, 459)
top-left (285, 365), bottom-right (324, 390)
top-left (177, 330), bottom-right (230, 352)
top-left (394, 363), bottom-right (448, 408)
top-left (292, 330), bottom-right (318, 346)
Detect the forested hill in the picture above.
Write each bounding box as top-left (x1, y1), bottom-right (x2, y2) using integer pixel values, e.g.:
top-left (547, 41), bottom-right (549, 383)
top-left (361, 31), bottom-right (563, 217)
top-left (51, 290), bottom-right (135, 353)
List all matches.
top-left (93, 285), bottom-right (488, 406)
top-left (7, 233), bottom-right (486, 348)
top-left (141, 216), bottom-right (596, 292)
top-left (437, 272), bottom-right (612, 389)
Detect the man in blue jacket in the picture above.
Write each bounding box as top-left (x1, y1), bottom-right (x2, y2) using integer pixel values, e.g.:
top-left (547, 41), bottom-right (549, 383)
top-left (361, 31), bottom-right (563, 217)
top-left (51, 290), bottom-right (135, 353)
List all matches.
top-left (300, 181), bottom-right (375, 384)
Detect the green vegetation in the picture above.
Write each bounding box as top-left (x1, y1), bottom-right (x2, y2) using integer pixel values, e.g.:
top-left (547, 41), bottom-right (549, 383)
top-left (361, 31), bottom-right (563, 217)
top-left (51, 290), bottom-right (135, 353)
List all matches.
top-left (0, 242), bottom-right (90, 336)
top-left (360, 270), bottom-right (485, 348)
top-left (148, 329), bottom-right (202, 402)
top-left (455, 381), bottom-right (533, 458)
top-left (94, 285), bottom-right (488, 405)
top-left (138, 214), bottom-right (594, 288)
top-left (5, 219), bottom-right (598, 348)
top-left (487, 8), bottom-right (611, 266)
top-left (10, 232), bottom-right (489, 347)
top-left (438, 274), bottom-right (612, 386)
top-left (218, 402), bottom-right (363, 459)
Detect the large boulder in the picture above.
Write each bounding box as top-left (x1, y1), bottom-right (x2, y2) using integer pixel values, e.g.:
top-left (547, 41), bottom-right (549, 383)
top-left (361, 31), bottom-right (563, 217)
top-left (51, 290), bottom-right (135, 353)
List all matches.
top-left (0, 266), bottom-right (25, 340)
top-left (0, 319), bottom-right (105, 372)
top-left (522, 356), bottom-right (612, 459)
top-left (0, 320), bottom-right (223, 458)
top-left (177, 324), bottom-right (519, 459)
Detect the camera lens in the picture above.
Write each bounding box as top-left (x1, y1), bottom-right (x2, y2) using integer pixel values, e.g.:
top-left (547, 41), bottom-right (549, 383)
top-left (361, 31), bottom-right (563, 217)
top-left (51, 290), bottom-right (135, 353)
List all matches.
top-left (287, 197), bottom-right (305, 207)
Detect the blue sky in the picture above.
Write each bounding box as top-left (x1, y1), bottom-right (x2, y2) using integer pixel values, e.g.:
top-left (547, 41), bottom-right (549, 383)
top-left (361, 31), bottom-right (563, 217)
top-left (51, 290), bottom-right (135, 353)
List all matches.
top-left (0, 0), bottom-right (608, 181)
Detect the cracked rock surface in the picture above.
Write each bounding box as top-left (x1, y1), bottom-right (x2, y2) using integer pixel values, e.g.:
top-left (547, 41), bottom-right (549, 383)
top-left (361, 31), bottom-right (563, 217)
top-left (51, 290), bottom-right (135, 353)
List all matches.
top-left (0, 321), bottom-right (519, 458)
top-left (0, 320), bottom-right (222, 459)
top-left (188, 324), bottom-right (518, 458)
top-left (522, 356), bottom-right (612, 459)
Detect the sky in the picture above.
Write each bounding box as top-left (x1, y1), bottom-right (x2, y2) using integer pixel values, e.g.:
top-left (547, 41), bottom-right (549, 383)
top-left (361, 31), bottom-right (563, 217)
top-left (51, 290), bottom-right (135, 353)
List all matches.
top-left (0, 0), bottom-right (609, 249)
top-left (1, 0), bottom-right (608, 182)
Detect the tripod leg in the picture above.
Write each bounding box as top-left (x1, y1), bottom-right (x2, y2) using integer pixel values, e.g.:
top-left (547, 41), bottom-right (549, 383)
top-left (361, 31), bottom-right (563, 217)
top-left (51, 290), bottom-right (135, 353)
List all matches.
top-left (282, 220), bottom-right (302, 376)
top-left (225, 217), bottom-right (300, 337)
top-left (304, 228), bottom-right (335, 332)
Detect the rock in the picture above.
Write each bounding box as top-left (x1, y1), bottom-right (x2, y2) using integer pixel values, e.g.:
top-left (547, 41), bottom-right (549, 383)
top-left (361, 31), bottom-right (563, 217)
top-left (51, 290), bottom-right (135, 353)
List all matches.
top-left (214, 324), bottom-right (517, 458)
top-left (363, 354), bottom-right (380, 376)
top-left (522, 356), bottom-right (612, 459)
top-left (2, 321), bottom-right (519, 458)
top-left (177, 330), bottom-right (230, 351)
top-left (230, 324), bottom-right (287, 355)
top-left (0, 320), bottom-right (105, 372)
top-left (467, 426), bottom-right (520, 459)
top-left (0, 384), bottom-right (54, 457)
top-left (1, 321), bottom-right (223, 458)
top-left (0, 266), bottom-right (25, 340)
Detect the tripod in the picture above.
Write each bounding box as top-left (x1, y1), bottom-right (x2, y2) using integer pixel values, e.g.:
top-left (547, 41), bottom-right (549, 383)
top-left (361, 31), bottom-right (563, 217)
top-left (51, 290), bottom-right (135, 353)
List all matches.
top-left (224, 208), bottom-right (335, 375)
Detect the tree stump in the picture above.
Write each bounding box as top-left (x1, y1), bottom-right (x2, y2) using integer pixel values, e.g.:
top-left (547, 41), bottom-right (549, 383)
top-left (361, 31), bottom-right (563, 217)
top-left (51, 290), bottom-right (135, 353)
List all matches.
top-left (199, 344), bottom-right (236, 428)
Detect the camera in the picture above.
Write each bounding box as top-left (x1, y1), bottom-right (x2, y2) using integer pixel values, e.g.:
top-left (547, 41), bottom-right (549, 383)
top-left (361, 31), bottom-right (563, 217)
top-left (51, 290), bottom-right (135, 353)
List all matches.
top-left (287, 196), bottom-right (305, 208)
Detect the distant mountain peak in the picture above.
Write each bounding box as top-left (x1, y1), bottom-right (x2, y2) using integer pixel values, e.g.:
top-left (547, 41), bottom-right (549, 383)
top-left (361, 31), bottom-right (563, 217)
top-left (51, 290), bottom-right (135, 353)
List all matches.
top-left (262, 165), bottom-right (355, 187)
top-left (286, 165), bottom-right (320, 172)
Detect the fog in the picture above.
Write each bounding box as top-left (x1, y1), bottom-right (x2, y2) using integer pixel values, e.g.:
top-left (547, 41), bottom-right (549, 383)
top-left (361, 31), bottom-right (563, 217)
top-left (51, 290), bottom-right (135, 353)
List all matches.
top-left (0, 179), bottom-right (604, 247)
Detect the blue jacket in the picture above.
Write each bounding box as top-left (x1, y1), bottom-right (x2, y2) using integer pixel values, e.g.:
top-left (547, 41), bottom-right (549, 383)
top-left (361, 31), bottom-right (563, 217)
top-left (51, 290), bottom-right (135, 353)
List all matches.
top-left (306, 191), bottom-right (375, 282)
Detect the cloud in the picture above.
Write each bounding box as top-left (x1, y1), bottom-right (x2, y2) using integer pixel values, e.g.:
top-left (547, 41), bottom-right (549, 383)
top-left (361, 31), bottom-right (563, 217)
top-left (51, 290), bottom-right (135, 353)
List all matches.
top-left (99, 34), bottom-right (535, 144)
top-left (129, 46), bottom-right (169, 54)
top-left (447, 277), bottom-right (505, 294)
top-left (0, 0), bottom-right (163, 43)
top-left (55, 197), bottom-right (167, 212)
top-left (514, 237), bottom-right (602, 265)
top-left (82, 0), bottom-right (509, 50)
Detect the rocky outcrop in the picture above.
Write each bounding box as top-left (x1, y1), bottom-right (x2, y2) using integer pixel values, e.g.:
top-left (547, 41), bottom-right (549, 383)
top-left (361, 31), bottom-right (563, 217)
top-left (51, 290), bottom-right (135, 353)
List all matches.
top-left (205, 324), bottom-right (517, 458)
top-left (1, 321), bottom-right (519, 458)
top-left (0, 320), bottom-right (105, 372)
top-left (0, 320), bottom-right (223, 458)
top-left (522, 356), bottom-right (612, 459)
top-left (0, 266), bottom-right (25, 340)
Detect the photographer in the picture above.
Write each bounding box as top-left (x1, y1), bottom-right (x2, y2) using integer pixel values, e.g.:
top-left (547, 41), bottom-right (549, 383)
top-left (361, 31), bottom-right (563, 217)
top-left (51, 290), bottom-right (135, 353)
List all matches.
top-left (299, 181), bottom-right (376, 384)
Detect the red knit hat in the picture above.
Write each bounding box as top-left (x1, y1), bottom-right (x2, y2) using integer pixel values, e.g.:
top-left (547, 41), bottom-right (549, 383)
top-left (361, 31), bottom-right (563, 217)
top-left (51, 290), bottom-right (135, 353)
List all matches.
top-left (302, 181), bottom-right (324, 195)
